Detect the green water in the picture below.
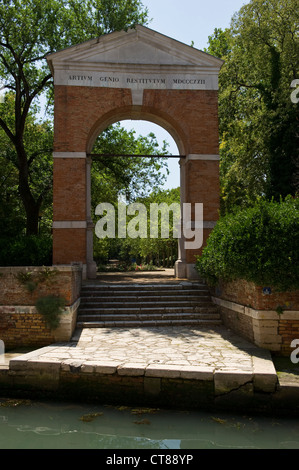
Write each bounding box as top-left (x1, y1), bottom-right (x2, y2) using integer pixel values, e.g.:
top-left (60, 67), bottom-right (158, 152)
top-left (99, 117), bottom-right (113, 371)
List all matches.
top-left (0, 399), bottom-right (299, 449)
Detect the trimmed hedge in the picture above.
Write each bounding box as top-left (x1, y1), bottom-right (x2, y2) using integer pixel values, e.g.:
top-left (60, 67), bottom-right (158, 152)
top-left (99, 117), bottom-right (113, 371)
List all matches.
top-left (0, 235), bottom-right (52, 267)
top-left (195, 197), bottom-right (299, 291)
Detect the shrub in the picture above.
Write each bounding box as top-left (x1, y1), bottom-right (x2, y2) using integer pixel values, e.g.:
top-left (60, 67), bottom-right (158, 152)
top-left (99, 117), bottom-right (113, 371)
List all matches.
top-left (0, 235), bottom-right (52, 266)
top-left (15, 267), bottom-right (58, 293)
top-left (35, 295), bottom-right (66, 330)
top-left (195, 197), bottom-right (299, 291)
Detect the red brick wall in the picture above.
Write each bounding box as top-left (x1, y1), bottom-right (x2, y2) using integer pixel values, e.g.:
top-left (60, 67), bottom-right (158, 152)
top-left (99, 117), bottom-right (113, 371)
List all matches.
top-left (214, 279), bottom-right (299, 311)
top-left (0, 267), bottom-right (82, 349)
top-left (279, 321), bottom-right (299, 356)
top-left (143, 90), bottom-right (219, 155)
top-left (186, 160), bottom-right (220, 219)
top-left (53, 159), bottom-right (86, 221)
top-left (0, 267), bottom-right (81, 306)
top-left (212, 279), bottom-right (299, 355)
top-left (54, 86), bottom-right (132, 152)
top-left (0, 308), bottom-right (56, 349)
top-left (54, 86), bottom-right (219, 154)
top-left (186, 229), bottom-right (213, 264)
top-left (53, 229), bottom-right (87, 265)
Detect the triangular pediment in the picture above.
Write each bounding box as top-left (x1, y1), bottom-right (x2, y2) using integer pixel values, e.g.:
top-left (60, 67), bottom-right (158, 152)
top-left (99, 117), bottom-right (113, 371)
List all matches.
top-left (47, 25), bottom-right (223, 72)
top-left (80, 38), bottom-right (195, 66)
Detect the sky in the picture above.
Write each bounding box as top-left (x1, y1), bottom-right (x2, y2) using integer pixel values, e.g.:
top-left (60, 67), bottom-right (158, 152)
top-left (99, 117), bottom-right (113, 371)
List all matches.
top-left (121, 0), bottom-right (248, 189)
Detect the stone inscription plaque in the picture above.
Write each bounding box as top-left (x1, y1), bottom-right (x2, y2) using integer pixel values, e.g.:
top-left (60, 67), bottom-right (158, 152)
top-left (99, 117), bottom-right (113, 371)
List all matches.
top-left (55, 71), bottom-right (218, 90)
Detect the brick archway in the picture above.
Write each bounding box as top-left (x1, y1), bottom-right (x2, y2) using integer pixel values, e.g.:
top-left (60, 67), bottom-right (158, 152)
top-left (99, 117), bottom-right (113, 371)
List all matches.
top-left (47, 26), bottom-right (223, 279)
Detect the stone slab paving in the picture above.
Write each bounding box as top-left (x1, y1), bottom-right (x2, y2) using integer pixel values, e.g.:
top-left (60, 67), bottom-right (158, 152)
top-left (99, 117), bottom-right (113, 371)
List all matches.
top-left (8, 325), bottom-right (278, 393)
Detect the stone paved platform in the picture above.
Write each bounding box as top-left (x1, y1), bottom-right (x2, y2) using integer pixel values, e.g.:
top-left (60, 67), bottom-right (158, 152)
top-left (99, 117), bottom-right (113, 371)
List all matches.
top-left (6, 325), bottom-right (278, 395)
top-left (0, 271), bottom-right (283, 410)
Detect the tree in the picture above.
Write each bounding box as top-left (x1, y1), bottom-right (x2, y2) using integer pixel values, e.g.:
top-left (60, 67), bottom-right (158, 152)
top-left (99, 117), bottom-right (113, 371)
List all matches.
top-left (0, 0), bottom-right (149, 235)
top-left (136, 187), bottom-right (180, 267)
top-left (206, 0), bottom-right (299, 213)
top-left (96, 187), bottom-right (180, 267)
top-left (0, 92), bottom-right (53, 235)
top-left (91, 123), bottom-right (169, 207)
top-left (0, 143), bottom-right (24, 237)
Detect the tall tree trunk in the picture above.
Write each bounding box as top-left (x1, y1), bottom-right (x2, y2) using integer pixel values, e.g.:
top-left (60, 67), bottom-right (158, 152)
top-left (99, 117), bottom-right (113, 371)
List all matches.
top-left (25, 203), bottom-right (40, 235)
top-left (18, 147), bottom-right (41, 235)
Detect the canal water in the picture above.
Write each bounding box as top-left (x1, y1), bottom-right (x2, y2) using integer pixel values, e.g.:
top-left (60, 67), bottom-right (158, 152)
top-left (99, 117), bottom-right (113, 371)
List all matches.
top-left (0, 399), bottom-right (299, 449)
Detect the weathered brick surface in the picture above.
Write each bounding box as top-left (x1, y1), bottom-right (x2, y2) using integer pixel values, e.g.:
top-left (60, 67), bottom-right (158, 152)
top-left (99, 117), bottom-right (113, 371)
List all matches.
top-left (53, 229), bottom-right (86, 265)
top-left (220, 307), bottom-right (255, 344)
top-left (0, 267), bottom-right (82, 349)
top-left (53, 158), bottom-right (86, 221)
top-left (279, 321), bottom-right (299, 356)
top-left (212, 279), bottom-right (299, 355)
top-left (142, 90), bottom-right (220, 155)
top-left (186, 160), bottom-right (220, 219)
top-left (54, 86), bottom-right (132, 152)
top-left (186, 229), bottom-right (213, 264)
top-left (0, 309), bottom-right (56, 349)
top-left (0, 267), bottom-right (81, 306)
top-left (213, 279), bottom-right (299, 311)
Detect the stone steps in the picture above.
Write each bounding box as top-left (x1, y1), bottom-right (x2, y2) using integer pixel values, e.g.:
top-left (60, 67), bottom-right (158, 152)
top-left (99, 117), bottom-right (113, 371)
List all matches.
top-left (78, 312), bottom-right (220, 321)
top-left (80, 284), bottom-right (208, 293)
top-left (80, 298), bottom-right (211, 306)
top-left (79, 306), bottom-right (219, 316)
top-left (79, 300), bottom-right (214, 310)
top-left (77, 281), bottom-right (222, 328)
top-left (76, 319), bottom-right (222, 328)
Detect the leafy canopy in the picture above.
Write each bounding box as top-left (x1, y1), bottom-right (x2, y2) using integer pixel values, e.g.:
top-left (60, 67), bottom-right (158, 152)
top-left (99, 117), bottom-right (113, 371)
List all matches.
top-left (0, 0), bottom-right (149, 235)
top-left (205, 0), bottom-right (299, 213)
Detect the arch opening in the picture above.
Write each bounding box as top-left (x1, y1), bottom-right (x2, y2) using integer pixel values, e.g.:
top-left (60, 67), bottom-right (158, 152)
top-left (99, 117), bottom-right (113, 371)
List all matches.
top-left (86, 107), bottom-right (187, 156)
top-left (89, 118), bottom-right (181, 273)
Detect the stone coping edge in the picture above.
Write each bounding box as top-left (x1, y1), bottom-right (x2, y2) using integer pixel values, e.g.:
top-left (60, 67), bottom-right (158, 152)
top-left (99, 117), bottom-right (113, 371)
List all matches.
top-left (212, 296), bottom-right (299, 320)
top-left (0, 298), bottom-right (80, 316)
top-left (8, 347), bottom-right (278, 394)
top-left (0, 265), bottom-right (82, 273)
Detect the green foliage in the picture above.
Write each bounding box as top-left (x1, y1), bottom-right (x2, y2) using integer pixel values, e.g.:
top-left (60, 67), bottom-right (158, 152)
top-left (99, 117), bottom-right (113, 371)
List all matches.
top-left (35, 295), bottom-right (66, 329)
top-left (205, 0), bottom-right (299, 214)
top-left (91, 123), bottom-right (170, 207)
top-left (14, 266), bottom-right (58, 294)
top-left (276, 305), bottom-right (284, 315)
top-left (91, 130), bottom-right (174, 267)
top-left (205, 27), bottom-right (231, 58)
top-left (93, 187), bottom-right (180, 267)
top-left (97, 262), bottom-right (163, 272)
top-left (0, 235), bottom-right (52, 266)
top-left (36, 266), bottom-right (58, 283)
top-left (0, 0), bottom-right (149, 235)
top-left (195, 197), bottom-right (299, 291)
top-left (24, 280), bottom-right (38, 293)
top-left (15, 271), bottom-right (34, 284)
top-left (0, 94), bottom-right (54, 236)
top-left (15, 271), bottom-right (37, 293)
top-left (15, 271), bottom-right (36, 292)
